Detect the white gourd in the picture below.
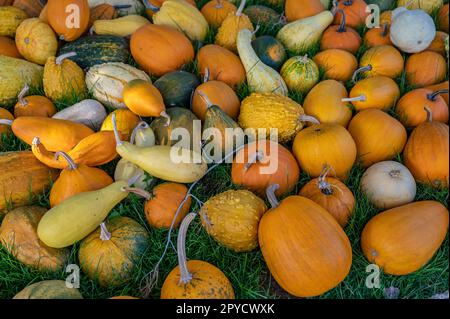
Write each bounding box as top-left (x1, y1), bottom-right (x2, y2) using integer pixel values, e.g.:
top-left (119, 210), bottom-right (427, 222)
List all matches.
top-left (52, 99), bottom-right (107, 131)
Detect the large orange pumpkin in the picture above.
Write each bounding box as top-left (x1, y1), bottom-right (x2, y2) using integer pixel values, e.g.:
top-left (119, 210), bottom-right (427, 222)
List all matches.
top-left (403, 108), bottom-right (449, 188)
top-left (130, 24), bottom-right (195, 77)
top-left (348, 109), bottom-right (407, 168)
top-left (259, 186), bottom-right (352, 297)
top-left (313, 49), bottom-right (358, 82)
top-left (232, 140), bottom-right (300, 197)
top-left (321, 9), bottom-right (361, 54)
top-left (46, 0), bottom-right (90, 41)
top-left (292, 124), bottom-right (357, 180)
top-left (361, 201), bottom-right (449, 275)
top-left (405, 51), bottom-right (447, 88)
top-left (285, 0), bottom-right (325, 22)
top-left (354, 45), bottom-right (404, 81)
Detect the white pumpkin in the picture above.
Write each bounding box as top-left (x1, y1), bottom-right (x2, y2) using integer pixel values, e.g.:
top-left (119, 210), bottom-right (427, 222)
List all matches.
top-left (397, 0), bottom-right (443, 14)
top-left (85, 62), bottom-right (151, 109)
top-left (361, 161), bottom-right (417, 210)
top-left (390, 7), bottom-right (436, 53)
top-left (87, 0), bottom-right (144, 16)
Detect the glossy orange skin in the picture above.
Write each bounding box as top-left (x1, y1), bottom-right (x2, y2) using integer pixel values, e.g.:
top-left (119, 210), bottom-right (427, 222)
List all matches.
top-left (201, 0), bottom-right (237, 28)
top-left (396, 88), bottom-right (449, 128)
top-left (293, 124), bottom-right (357, 180)
top-left (131, 24), bottom-right (195, 77)
top-left (161, 260), bottom-right (235, 299)
top-left (197, 44), bottom-right (246, 90)
top-left (426, 31), bottom-right (448, 56)
top-left (361, 201), bottom-right (449, 275)
top-left (364, 23), bottom-right (392, 48)
top-left (192, 81), bottom-right (240, 121)
top-left (144, 183), bottom-right (191, 229)
top-left (0, 107), bottom-right (14, 136)
top-left (349, 76), bottom-right (400, 111)
top-left (303, 80), bottom-right (352, 127)
top-left (46, 0), bottom-right (90, 41)
top-left (313, 49), bottom-right (357, 82)
top-left (333, 0), bottom-right (369, 28)
top-left (123, 79), bottom-right (165, 117)
top-left (299, 177), bottom-right (355, 227)
top-left (359, 45), bottom-right (404, 79)
top-left (426, 81), bottom-right (449, 105)
top-left (14, 96), bottom-right (56, 118)
top-left (406, 51), bottom-right (447, 88)
top-left (231, 140), bottom-right (300, 197)
top-left (348, 109), bottom-right (407, 168)
top-left (0, 36), bottom-right (22, 58)
top-left (259, 196), bottom-right (352, 297)
top-left (321, 25), bottom-right (361, 54)
top-left (101, 109), bottom-right (140, 141)
top-left (403, 121), bottom-right (449, 188)
top-left (285, 0), bottom-right (325, 22)
top-left (438, 4), bottom-right (449, 32)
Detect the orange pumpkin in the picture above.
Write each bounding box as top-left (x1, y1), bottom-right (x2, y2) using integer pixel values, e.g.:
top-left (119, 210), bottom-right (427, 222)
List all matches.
top-left (292, 124), bottom-right (357, 180)
top-left (201, 0), bottom-right (237, 28)
top-left (426, 81), bottom-right (449, 106)
top-left (313, 49), bottom-right (358, 82)
top-left (333, 0), bottom-right (368, 28)
top-left (321, 9), bottom-right (362, 54)
top-left (88, 4), bottom-right (118, 27)
top-left (123, 79), bottom-right (166, 118)
top-left (405, 51), bottom-right (447, 88)
top-left (130, 24), bottom-right (195, 77)
top-left (231, 140), bottom-right (300, 197)
top-left (101, 109), bottom-right (140, 141)
top-left (403, 108), bottom-right (449, 188)
top-left (197, 44), bottom-right (246, 90)
top-left (0, 107), bottom-right (14, 137)
top-left (396, 88), bottom-right (449, 127)
top-left (438, 3), bottom-right (449, 33)
top-left (49, 151), bottom-right (113, 207)
top-left (259, 185), bottom-right (352, 297)
top-left (13, 84), bottom-right (56, 118)
top-left (46, 0), bottom-right (90, 41)
top-left (364, 22), bottom-right (392, 47)
top-left (345, 76), bottom-right (400, 111)
top-left (285, 0), bottom-right (325, 22)
top-left (0, 35), bottom-right (22, 58)
top-left (348, 109), bottom-right (407, 168)
top-left (13, 0), bottom-right (45, 17)
top-left (299, 167), bottom-right (355, 227)
top-left (354, 45), bottom-right (404, 81)
top-left (361, 201), bottom-right (449, 275)
top-left (303, 80), bottom-right (353, 127)
top-left (426, 31), bottom-right (448, 56)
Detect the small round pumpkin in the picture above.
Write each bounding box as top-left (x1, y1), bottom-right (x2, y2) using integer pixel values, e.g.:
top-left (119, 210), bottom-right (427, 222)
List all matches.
top-left (13, 84), bottom-right (56, 118)
top-left (313, 49), bottom-right (357, 82)
top-left (15, 18), bottom-right (57, 65)
top-left (321, 9), bottom-right (362, 54)
top-left (46, 0), bottom-right (90, 41)
top-left (79, 217), bottom-right (149, 287)
top-left (405, 51), bottom-right (447, 88)
top-left (364, 22), bottom-right (392, 48)
top-left (361, 161), bottom-right (416, 210)
top-left (0, 35), bottom-right (22, 58)
top-left (231, 140), bottom-right (300, 197)
top-left (348, 109), bottom-right (407, 168)
top-left (292, 124), bottom-right (357, 180)
top-left (13, 280), bottom-right (83, 299)
top-left (201, 0), bottom-right (237, 28)
top-left (251, 35), bottom-right (287, 71)
top-left (101, 109), bottom-right (140, 141)
top-left (333, 0), bottom-right (368, 28)
top-left (354, 45), bottom-right (404, 81)
top-left (200, 189), bottom-right (267, 252)
top-left (280, 55), bottom-right (319, 94)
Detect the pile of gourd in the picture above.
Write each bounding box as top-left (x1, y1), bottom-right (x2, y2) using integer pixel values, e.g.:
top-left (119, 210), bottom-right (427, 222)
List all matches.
top-left (0, 0), bottom-right (449, 299)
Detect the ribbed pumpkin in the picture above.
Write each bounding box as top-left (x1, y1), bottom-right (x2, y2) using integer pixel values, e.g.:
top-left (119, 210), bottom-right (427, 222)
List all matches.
top-left (86, 62), bottom-right (151, 109)
top-left (0, 35), bottom-right (22, 58)
top-left (153, 71), bottom-right (200, 108)
top-left (238, 93), bottom-right (319, 143)
top-left (405, 51), bottom-right (447, 88)
top-left (346, 76), bottom-right (400, 111)
top-left (354, 45), bottom-right (404, 80)
top-left (299, 170), bottom-right (355, 227)
top-left (396, 88), bottom-right (449, 127)
top-left (197, 44), bottom-right (246, 89)
top-left (12, 0), bottom-right (45, 17)
top-left (232, 140), bottom-right (300, 197)
top-left (79, 217), bottom-right (149, 287)
top-left (130, 24), bottom-right (194, 77)
top-left (364, 22), bottom-right (392, 47)
top-left (14, 84), bottom-right (56, 118)
top-left (348, 109), bottom-right (407, 168)
top-left (280, 55), bottom-right (320, 94)
top-left (161, 213), bottom-right (235, 299)
top-left (293, 124), bottom-right (357, 180)
top-left (46, 0), bottom-right (90, 41)
top-left (303, 80), bottom-right (353, 127)
top-left (333, 0), bottom-right (368, 28)
top-left (201, 0), bottom-right (237, 29)
top-left (15, 18), bottom-right (57, 65)
top-left (101, 109), bottom-right (140, 141)
top-left (0, 206), bottom-right (69, 271)
top-left (403, 108), bottom-right (449, 188)
top-left (361, 201), bottom-right (449, 275)
top-left (43, 52), bottom-right (87, 102)
top-left (200, 189), bottom-right (267, 252)
top-left (13, 280), bottom-right (83, 299)
top-left (0, 6), bottom-right (28, 37)
top-left (259, 186), bottom-right (352, 297)
top-left (321, 9), bottom-right (362, 54)
top-left (285, 0), bottom-right (325, 21)
top-left (313, 49), bottom-right (357, 82)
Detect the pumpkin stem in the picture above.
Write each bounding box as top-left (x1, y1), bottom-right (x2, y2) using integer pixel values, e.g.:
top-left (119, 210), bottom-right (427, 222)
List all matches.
top-left (197, 91), bottom-right (214, 109)
top-left (337, 9), bottom-right (347, 33)
top-left (17, 84), bottom-right (30, 106)
top-left (381, 22), bottom-right (389, 37)
top-left (143, 0), bottom-right (160, 12)
top-left (55, 151), bottom-right (78, 170)
top-left (343, 0), bottom-right (353, 6)
top-left (130, 121), bottom-right (150, 145)
top-left (127, 174), bottom-right (143, 187)
top-left (389, 170), bottom-right (401, 178)
top-left (111, 113), bottom-right (123, 146)
top-left (251, 25), bottom-right (260, 36)
top-left (331, 0), bottom-right (338, 14)
top-left (352, 65), bottom-right (372, 83)
top-left (301, 54), bottom-right (309, 63)
top-left (160, 111), bottom-right (171, 127)
top-left (299, 115), bottom-right (320, 125)
top-left (215, 0), bottom-right (224, 9)
top-left (236, 0), bottom-right (246, 17)
top-left (266, 184), bottom-right (280, 208)
top-left (0, 119), bottom-right (13, 126)
top-left (178, 212), bottom-right (197, 284)
top-left (56, 52), bottom-right (77, 65)
top-left (122, 187), bottom-right (153, 200)
top-left (427, 89), bottom-right (449, 102)
top-left (203, 68), bottom-right (210, 83)
top-left (244, 150), bottom-right (265, 171)
top-left (318, 165), bottom-right (333, 195)
top-left (424, 106), bottom-right (433, 122)
top-left (342, 95), bottom-right (366, 103)
top-left (100, 222), bottom-right (112, 241)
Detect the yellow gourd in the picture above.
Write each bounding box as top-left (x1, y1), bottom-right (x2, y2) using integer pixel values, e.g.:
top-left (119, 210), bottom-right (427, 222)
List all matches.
top-left (93, 15), bottom-right (151, 37)
top-left (0, 6), bottom-right (28, 37)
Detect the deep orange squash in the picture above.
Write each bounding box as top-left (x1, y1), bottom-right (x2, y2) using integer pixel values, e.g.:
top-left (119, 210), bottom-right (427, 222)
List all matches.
top-left (364, 22), bottom-right (392, 48)
top-left (201, 0), bottom-right (237, 28)
top-left (13, 84), bottom-right (56, 118)
top-left (333, 0), bottom-right (369, 28)
top-left (101, 109), bottom-right (140, 141)
top-left (438, 3), bottom-right (449, 32)
top-left (0, 35), bottom-right (22, 58)
top-left (321, 9), bottom-right (362, 54)
top-left (285, 0), bottom-right (325, 22)
top-left (426, 31), bottom-right (448, 56)
top-left (354, 45), bottom-right (404, 81)
top-left (123, 79), bottom-right (167, 118)
top-left (46, 0), bottom-right (90, 41)
top-left (405, 51), bottom-right (447, 88)
top-left (313, 49), bottom-right (358, 82)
